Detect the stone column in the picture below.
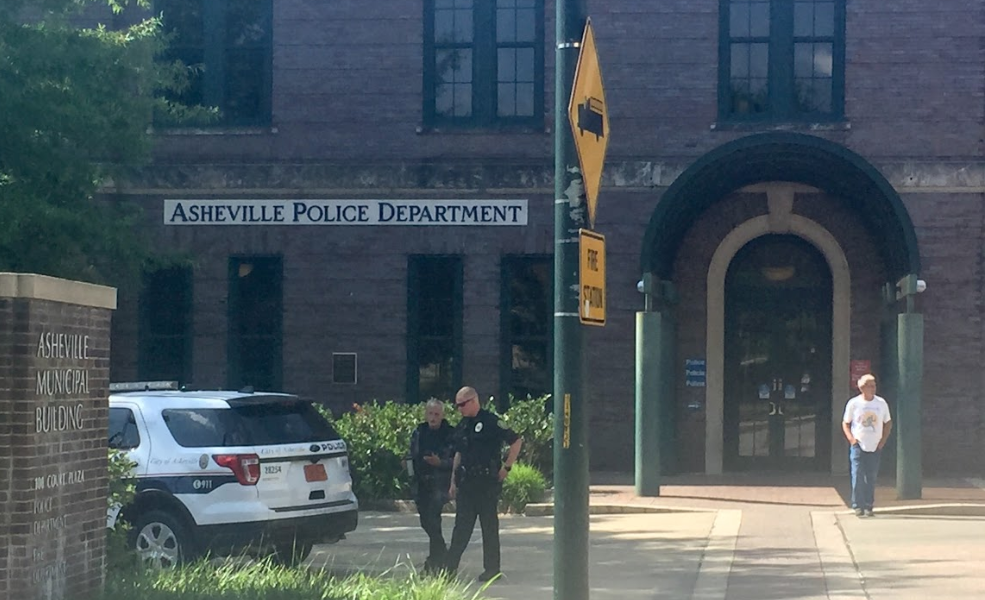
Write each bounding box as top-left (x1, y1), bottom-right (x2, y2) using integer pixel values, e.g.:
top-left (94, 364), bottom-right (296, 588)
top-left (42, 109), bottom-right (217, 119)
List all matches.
top-left (0, 273), bottom-right (116, 600)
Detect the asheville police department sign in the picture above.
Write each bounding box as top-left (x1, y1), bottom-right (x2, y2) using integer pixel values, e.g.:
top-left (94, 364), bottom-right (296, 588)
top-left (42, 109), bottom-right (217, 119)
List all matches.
top-left (164, 199), bottom-right (528, 226)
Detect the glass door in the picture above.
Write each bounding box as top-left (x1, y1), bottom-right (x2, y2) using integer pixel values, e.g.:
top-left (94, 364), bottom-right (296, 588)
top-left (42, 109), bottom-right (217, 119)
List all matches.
top-left (723, 235), bottom-right (832, 471)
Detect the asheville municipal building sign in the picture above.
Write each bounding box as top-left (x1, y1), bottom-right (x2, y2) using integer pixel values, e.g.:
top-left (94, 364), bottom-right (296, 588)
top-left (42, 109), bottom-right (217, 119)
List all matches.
top-left (164, 199), bottom-right (529, 226)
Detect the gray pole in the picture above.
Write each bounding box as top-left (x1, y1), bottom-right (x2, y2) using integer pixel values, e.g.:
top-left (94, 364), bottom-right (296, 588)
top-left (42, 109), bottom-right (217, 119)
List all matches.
top-left (553, 1), bottom-right (589, 599)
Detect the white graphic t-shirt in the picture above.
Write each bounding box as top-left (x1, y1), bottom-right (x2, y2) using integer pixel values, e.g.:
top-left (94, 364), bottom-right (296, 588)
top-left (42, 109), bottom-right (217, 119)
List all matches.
top-left (842, 395), bottom-right (892, 452)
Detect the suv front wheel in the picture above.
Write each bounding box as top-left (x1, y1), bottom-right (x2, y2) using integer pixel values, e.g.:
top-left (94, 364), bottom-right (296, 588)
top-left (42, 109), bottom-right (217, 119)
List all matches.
top-left (131, 510), bottom-right (199, 568)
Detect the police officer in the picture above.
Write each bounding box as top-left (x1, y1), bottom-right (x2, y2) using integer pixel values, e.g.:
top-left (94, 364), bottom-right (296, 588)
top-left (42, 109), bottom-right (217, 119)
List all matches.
top-left (409, 399), bottom-right (455, 572)
top-left (443, 386), bottom-right (522, 582)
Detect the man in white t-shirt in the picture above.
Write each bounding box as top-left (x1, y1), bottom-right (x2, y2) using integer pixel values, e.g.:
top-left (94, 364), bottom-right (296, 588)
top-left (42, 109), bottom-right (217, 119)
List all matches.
top-left (842, 373), bottom-right (892, 517)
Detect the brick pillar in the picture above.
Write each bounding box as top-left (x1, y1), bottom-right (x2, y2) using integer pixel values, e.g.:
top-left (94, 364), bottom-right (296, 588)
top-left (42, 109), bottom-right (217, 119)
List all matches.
top-left (0, 273), bottom-right (117, 600)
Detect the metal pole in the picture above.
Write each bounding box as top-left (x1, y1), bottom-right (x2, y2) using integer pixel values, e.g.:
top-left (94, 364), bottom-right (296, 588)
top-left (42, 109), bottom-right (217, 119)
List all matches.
top-left (896, 312), bottom-right (924, 499)
top-left (554, 1), bottom-right (589, 600)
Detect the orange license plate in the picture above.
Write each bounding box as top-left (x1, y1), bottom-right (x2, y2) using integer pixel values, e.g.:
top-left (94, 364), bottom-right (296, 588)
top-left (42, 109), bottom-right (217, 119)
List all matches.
top-left (304, 464), bottom-right (327, 482)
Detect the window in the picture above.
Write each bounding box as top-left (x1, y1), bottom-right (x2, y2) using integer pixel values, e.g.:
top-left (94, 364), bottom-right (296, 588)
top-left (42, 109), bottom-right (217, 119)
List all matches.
top-left (332, 353), bottom-right (357, 385)
top-left (108, 408), bottom-right (141, 450)
top-left (407, 256), bottom-right (463, 404)
top-left (139, 266), bottom-right (193, 386)
top-left (163, 400), bottom-right (339, 448)
top-left (228, 257), bottom-right (282, 391)
top-left (157, 0), bottom-right (272, 126)
top-left (500, 256), bottom-right (552, 406)
top-left (719, 0), bottom-right (844, 121)
top-left (424, 0), bottom-right (545, 127)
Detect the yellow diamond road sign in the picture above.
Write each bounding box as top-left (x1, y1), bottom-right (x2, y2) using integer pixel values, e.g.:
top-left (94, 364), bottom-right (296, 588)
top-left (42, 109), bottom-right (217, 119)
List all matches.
top-left (579, 229), bottom-right (605, 326)
top-left (568, 18), bottom-right (609, 230)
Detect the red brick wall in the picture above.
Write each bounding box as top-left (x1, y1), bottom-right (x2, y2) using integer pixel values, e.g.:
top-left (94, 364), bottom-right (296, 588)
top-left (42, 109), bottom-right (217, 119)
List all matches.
top-left (0, 297), bottom-right (111, 600)
top-left (105, 0), bottom-right (985, 475)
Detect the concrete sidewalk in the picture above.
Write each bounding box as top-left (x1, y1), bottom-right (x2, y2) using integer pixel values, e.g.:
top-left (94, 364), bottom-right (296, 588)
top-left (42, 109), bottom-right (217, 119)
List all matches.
top-left (310, 474), bottom-right (985, 599)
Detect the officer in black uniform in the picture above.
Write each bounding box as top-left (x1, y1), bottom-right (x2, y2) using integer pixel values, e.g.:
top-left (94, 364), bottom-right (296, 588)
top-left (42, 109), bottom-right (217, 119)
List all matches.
top-left (409, 399), bottom-right (455, 572)
top-left (443, 386), bottom-right (523, 582)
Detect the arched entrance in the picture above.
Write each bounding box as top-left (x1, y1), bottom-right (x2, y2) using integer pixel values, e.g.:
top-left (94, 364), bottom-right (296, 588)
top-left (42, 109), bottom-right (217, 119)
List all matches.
top-left (724, 234), bottom-right (833, 472)
top-left (634, 133), bottom-right (923, 490)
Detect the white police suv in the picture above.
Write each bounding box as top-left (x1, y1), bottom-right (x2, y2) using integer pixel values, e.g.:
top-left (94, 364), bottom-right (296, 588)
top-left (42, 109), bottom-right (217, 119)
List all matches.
top-left (107, 382), bottom-right (358, 568)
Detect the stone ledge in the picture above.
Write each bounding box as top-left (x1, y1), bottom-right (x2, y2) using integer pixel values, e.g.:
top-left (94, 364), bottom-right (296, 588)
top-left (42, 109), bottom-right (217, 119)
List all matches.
top-left (0, 273), bottom-right (117, 310)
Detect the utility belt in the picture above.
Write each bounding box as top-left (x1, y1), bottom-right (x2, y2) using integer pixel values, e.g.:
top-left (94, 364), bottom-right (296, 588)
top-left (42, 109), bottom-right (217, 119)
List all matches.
top-left (456, 464), bottom-right (499, 485)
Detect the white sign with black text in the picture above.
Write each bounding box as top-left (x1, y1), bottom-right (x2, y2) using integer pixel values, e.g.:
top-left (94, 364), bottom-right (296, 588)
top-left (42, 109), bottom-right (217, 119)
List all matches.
top-left (164, 199), bottom-right (529, 226)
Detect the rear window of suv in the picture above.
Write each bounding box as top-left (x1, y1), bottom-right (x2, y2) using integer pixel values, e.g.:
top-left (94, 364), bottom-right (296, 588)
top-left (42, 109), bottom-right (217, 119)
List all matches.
top-left (162, 397), bottom-right (340, 448)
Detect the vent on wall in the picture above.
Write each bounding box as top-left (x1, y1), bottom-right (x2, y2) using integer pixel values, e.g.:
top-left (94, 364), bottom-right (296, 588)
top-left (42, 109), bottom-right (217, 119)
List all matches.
top-left (332, 353), bottom-right (357, 385)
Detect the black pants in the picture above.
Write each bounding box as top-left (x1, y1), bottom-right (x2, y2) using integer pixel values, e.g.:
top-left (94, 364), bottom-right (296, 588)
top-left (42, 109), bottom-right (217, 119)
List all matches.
top-left (444, 480), bottom-right (501, 573)
top-left (417, 483), bottom-right (447, 564)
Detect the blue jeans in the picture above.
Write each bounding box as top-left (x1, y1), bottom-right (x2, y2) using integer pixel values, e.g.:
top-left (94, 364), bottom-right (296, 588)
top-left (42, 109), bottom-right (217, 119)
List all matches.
top-left (850, 444), bottom-right (882, 510)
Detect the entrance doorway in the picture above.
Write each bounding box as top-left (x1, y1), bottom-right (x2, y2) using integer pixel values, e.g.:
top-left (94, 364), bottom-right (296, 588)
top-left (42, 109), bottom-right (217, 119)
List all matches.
top-left (724, 235), bottom-right (833, 471)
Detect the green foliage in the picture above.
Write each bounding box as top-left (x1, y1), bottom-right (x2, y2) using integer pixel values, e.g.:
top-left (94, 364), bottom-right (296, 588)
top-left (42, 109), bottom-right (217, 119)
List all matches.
top-left (494, 395), bottom-right (554, 479)
top-left (107, 448), bottom-right (138, 571)
top-left (101, 558), bottom-right (492, 600)
top-left (318, 401), bottom-right (429, 501)
top-left (0, 0), bottom-right (210, 284)
top-left (316, 395), bottom-right (553, 502)
top-left (499, 463), bottom-right (547, 514)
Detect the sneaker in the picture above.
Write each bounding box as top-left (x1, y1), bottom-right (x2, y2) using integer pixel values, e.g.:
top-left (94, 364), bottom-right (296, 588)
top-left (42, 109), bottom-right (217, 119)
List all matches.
top-left (864, 509), bottom-right (875, 517)
top-left (477, 570), bottom-right (502, 583)
top-left (854, 508), bottom-right (864, 517)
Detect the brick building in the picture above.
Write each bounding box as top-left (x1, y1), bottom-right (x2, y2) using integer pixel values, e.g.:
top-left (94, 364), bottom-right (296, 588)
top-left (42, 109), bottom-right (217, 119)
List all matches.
top-left (108, 0), bottom-right (985, 475)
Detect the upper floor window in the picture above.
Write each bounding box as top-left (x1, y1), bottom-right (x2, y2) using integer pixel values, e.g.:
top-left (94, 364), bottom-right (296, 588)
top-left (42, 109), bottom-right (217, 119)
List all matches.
top-left (719, 0), bottom-right (845, 121)
top-left (423, 0), bottom-right (545, 128)
top-left (157, 0), bottom-right (272, 127)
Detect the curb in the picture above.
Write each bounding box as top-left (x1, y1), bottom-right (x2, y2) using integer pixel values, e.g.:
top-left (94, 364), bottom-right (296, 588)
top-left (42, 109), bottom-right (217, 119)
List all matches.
top-left (523, 503), bottom-right (711, 517)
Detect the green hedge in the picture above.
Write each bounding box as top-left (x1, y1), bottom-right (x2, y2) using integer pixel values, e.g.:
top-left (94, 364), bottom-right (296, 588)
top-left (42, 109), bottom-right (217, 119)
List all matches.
top-left (499, 462), bottom-right (547, 513)
top-left (317, 395), bottom-right (553, 502)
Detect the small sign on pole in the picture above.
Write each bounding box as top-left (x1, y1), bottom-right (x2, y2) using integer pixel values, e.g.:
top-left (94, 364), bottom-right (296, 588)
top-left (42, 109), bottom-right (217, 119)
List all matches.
top-left (579, 229), bottom-right (606, 326)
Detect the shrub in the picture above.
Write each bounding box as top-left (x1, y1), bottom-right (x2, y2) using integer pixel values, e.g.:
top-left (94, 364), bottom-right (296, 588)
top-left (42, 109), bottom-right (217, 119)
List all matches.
top-left (496, 395), bottom-right (553, 480)
top-left (323, 401), bottom-right (423, 501)
top-left (106, 448), bottom-right (138, 571)
top-left (499, 463), bottom-right (547, 514)
top-left (315, 394), bottom-right (553, 502)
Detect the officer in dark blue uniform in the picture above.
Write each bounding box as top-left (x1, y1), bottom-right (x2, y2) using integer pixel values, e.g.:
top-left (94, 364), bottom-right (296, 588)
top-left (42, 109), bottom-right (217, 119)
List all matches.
top-left (443, 386), bottom-right (523, 582)
top-left (409, 399), bottom-right (455, 572)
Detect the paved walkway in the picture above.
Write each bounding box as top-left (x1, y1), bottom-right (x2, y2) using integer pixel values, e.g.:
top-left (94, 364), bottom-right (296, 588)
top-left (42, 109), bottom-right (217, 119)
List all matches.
top-left (311, 474), bottom-right (985, 600)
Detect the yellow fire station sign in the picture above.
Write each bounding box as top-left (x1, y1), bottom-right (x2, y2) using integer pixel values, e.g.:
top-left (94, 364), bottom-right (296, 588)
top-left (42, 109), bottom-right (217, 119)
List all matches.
top-left (579, 229), bottom-right (605, 326)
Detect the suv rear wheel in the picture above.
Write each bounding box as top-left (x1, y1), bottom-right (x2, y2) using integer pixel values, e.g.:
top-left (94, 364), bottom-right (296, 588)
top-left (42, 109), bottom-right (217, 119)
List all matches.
top-left (131, 510), bottom-right (198, 568)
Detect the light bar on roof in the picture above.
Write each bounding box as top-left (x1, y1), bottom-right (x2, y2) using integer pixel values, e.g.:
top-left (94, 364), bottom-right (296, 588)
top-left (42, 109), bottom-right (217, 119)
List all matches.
top-left (109, 381), bottom-right (179, 392)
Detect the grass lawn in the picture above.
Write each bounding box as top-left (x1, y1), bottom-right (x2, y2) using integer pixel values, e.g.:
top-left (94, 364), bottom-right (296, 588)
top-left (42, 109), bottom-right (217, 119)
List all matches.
top-left (101, 559), bottom-right (490, 600)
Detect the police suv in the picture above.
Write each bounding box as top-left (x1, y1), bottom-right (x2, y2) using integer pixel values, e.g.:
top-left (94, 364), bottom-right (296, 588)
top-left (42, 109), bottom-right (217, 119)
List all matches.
top-left (107, 382), bottom-right (358, 568)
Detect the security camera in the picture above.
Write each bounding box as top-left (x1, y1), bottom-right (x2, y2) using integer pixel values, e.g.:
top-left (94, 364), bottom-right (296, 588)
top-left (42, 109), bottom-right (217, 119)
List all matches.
top-left (916, 279), bottom-right (927, 293)
top-left (637, 279), bottom-right (645, 293)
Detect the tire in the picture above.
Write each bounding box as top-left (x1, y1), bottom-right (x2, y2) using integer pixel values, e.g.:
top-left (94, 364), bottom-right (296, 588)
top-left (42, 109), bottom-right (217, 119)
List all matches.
top-left (130, 509), bottom-right (199, 569)
top-left (269, 540), bottom-right (314, 567)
